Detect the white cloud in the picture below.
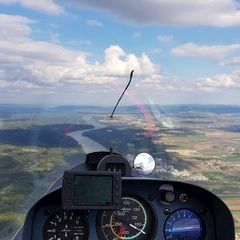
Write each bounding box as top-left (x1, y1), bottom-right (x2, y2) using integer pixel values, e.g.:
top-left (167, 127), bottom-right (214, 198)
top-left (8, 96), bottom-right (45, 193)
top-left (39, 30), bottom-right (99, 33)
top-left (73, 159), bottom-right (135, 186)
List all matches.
top-left (62, 45), bottom-right (160, 85)
top-left (133, 32), bottom-right (141, 38)
top-left (86, 19), bottom-right (103, 27)
top-left (171, 43), bottom-right (240, 61)
top-left (140, 70), bottom-right (240, 93)
top-left (197, 71), bottom-right (240, 91)
top-left (49, 32), bottom-right (60, 44)
top-left (137, 73), bottom-right (194, 92)
top-left (157, 34), bottom-right (173, 43)
top-left (66, 40), bottom-right (91, 46)
top-left (0, 14), bottom-right (161, 91)
top-left (73, 0), bottom-right (240, 27)
top-left (0, 14), bottom-right (33, 38)
top-left (0, 0), bottom-right (64, 15)
top-left (152, 48), bottom-right (162, 54)
top-left (222, 56), bottom-right (240, 66)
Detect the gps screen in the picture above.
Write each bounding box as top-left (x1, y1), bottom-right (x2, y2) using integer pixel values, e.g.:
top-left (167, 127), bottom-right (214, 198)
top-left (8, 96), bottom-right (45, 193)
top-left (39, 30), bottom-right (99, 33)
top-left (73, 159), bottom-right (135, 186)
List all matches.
top-left (73, 175), bottom-right (113, 206)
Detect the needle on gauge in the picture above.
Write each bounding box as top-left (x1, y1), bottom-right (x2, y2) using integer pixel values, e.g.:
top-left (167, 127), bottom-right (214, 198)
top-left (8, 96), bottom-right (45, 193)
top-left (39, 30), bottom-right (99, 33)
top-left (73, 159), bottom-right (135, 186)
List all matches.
top-left (129, 224), bottom-right (146, 235)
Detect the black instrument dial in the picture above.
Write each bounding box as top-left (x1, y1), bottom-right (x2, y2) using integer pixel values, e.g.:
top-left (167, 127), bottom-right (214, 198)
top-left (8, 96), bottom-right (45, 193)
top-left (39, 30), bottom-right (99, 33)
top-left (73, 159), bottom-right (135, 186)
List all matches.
top-left (43, 209), bottom-right (89, 240)
top-left (97, 196), bottom-right (155, 240)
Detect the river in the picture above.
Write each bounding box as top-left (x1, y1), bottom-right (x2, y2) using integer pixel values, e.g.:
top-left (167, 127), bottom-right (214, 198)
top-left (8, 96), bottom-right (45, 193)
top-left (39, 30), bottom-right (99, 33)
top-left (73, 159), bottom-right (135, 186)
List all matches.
top-left (67, 115), bottom-right (107, 153)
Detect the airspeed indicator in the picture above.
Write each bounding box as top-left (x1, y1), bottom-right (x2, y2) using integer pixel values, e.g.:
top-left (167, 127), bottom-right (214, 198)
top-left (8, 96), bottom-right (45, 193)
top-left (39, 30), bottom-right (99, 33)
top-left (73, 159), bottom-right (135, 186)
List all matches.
top-left (97, 196), bottom-right (155, 240)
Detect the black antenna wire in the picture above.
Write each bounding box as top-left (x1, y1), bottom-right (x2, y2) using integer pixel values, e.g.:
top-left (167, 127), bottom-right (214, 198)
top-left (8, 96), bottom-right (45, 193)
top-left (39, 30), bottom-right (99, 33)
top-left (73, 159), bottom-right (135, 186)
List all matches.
top-left (110, 70), bottom-right (134, 118)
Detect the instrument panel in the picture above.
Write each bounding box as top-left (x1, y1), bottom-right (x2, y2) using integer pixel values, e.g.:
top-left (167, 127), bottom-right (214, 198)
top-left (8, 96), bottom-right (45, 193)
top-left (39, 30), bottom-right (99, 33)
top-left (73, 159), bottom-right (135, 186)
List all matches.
top-left (25, 178), bottom-right (234, 240)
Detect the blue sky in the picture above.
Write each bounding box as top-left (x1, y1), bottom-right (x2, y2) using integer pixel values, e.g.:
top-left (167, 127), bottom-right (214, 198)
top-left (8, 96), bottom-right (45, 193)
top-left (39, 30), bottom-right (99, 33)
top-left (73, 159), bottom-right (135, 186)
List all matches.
top-left (0, 0), bottom-right (240, 105)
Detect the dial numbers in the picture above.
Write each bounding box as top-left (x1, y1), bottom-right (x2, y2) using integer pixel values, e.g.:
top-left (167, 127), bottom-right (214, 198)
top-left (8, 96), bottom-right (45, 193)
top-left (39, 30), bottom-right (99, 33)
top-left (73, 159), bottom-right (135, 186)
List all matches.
top-left (98, 196), bottom-right (155, 240)
top-left (43, 210), bottom-right (88, 240)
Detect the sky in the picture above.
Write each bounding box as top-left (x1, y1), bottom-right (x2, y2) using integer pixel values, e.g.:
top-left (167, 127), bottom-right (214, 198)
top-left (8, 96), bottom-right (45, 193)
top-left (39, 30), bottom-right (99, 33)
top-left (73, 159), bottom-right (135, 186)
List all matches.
top-left (0, 0), bottom-right (240, 106)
